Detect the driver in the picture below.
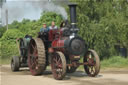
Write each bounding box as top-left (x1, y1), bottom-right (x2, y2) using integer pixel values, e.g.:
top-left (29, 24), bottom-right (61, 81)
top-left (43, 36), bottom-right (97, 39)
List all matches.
top-left (40, 23), bottom-right (50, 32)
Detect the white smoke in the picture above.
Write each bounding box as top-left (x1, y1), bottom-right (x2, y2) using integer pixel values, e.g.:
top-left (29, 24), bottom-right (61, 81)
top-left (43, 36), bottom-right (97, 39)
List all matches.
top-left (1, 0), bottom-right (68, 25)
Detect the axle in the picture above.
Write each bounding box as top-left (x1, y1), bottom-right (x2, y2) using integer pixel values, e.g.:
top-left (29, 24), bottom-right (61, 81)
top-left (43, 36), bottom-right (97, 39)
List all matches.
top-left (67, 62), bottom-right (95, 67)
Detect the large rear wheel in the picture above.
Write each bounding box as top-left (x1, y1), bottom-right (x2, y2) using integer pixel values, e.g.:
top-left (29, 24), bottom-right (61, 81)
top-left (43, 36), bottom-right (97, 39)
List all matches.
top-left (83, 50), bottom-right (100, 77)
top-left (51, 52), bottom-right (67, 80)
top-left (28, 38), bottom-right (46, 76)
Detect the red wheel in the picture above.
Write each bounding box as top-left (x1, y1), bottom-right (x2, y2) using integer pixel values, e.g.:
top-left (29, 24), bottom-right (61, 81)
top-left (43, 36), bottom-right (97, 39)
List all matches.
top-left (51, 52), bottom-right (66, 80)
top-left (83, 50), bottom-right (100, 77)
top-left (28, 38), bottom-right (46, 76)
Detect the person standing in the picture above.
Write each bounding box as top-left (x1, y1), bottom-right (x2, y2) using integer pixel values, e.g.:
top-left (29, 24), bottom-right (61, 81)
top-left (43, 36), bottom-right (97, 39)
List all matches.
top-left (49, 21), bottom-right (58, 30)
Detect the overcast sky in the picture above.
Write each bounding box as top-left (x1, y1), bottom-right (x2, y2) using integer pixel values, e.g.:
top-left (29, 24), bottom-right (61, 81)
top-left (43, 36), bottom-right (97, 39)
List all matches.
top-left (0, 0), bottom-right (68, 25)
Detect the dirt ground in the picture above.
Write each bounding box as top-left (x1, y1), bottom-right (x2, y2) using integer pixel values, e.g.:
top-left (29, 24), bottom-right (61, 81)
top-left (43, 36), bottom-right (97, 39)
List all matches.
top-left (0, 65), bottom-right (128, 85)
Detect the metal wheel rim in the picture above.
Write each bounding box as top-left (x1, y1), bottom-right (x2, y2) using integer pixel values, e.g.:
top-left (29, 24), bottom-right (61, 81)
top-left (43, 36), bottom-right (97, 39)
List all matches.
top-left (28, 40), bottom-right (39, 74)
top-left (51, 53), bottom-right (63, 78)
top-left (84, 50), bottom-right (98, 76)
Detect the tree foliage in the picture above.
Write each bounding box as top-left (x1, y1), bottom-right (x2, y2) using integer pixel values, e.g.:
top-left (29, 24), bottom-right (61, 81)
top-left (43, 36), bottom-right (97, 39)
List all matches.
top-left (70, 0), bottom-right (128, 58)
top-left (0, 12), bottom-right (63, 58)
top-left (0, 29), bottom-right (24, 58)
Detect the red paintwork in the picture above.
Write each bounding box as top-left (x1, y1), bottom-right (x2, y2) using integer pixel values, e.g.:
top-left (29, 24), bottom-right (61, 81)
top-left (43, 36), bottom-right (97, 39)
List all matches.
top-left (48, 29), bottom-right (80, 61)
top-left (52, 39), bottom-right (65, 48)
top-left (48, 29), bottom-right (63, 41)
top-left (48, 29), bottom-right (67, 53)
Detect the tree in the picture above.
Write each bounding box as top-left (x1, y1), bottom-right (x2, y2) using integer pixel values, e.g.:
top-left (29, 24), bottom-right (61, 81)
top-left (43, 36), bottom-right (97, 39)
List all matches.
top-left (0, 11), bottom-right (63, 58)
top-left (70, 0), bottom-right (128, 58)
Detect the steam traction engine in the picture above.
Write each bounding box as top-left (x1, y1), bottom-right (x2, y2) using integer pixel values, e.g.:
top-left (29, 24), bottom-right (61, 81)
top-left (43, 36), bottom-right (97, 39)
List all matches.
top-left (11, 4), bottom-right (100, 80)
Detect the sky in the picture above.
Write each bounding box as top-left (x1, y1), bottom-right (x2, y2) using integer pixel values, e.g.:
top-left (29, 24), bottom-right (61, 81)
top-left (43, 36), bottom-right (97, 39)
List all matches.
top-left (0, 0), bottom-right (68, 25)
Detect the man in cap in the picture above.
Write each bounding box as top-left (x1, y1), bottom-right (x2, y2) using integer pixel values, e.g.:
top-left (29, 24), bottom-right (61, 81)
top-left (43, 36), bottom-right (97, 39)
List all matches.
top-left (40, 23), bottom-right (50, 32)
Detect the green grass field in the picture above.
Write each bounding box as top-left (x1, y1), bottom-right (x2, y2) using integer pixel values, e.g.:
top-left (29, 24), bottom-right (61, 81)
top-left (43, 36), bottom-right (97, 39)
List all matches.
top-left (0, 57), bottom-right (11, 65)
top-left (101, 56), bottom-right (128, 69)
top-left (78, 56), bottom-right (128, 70)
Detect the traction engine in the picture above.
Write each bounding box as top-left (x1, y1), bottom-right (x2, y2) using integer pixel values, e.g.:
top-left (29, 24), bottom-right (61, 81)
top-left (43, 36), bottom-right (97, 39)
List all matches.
top-left (11, 4), bottom-right (100, 80)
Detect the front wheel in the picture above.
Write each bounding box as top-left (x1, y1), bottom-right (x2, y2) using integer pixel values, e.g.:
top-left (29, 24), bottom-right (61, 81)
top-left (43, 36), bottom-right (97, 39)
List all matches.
top-left (51, 52), bottom-right (67, 80)
top-left (83, 50), bottom-right (100, 77)
top-left (11, 56), bottom-right (20, 71)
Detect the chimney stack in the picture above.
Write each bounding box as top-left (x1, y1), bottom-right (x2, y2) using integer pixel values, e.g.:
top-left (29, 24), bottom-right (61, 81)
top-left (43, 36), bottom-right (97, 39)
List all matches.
top-left (69, 4), bottom-right (77, 29)
top-left (69, 4), bottom-right (79, 34)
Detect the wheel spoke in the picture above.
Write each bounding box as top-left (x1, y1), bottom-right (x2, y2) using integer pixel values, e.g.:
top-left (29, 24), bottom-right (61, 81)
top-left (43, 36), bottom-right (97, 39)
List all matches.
top-left (89, 66), bottom-right (91, 73)
top-left (29, 44), bottom-right (38, 57)
top-left (58, 69), bottom-right (62, 76)
top-left (31, 44), bottom-right (35, 49)
top-left (57, 57), bottom-right (61, 63)
top-left (30, 55), bottom-right (38, 69)
top-left (58, 64), bottom-right (62, 68)
top-left (84, 50), bottom-right (100, 77)
top-left (29, 54), bottom-right (33, 57)
top-left (31, 62), bottom-right (36, 69)
top-left (53, 57), bottom-right (58, 63)
top-left (93, 61), bottom-right (96, 66)
top-left (90, 66), bottom-right (94, 74)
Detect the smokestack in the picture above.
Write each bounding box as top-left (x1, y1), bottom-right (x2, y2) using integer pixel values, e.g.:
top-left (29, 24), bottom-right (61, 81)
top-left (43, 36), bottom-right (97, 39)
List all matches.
top-left (68, 4), bottom-right (77, 29)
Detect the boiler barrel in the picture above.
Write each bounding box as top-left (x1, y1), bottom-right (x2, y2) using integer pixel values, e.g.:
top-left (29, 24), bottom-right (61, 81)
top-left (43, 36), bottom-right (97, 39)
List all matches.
top-left (51, 36), bottom-right (86, 56)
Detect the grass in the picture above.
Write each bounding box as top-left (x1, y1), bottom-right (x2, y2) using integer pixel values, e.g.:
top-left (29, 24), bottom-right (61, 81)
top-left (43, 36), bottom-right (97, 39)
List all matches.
top-left (78, 56), bottom-right (128, 70)
top-left (101, 56), bottom-right (128, 69)
top-left (0, 57), bottom-right (11, 65)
